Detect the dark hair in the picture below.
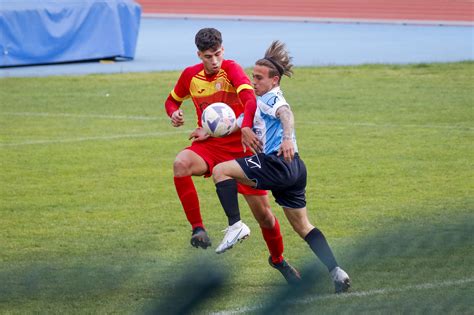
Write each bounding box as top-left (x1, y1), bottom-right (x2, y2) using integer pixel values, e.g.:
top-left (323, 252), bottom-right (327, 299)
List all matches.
top-left (256, 41), bottom-right (293, 82)
top-left (195, 28), bottom-right (222, 52)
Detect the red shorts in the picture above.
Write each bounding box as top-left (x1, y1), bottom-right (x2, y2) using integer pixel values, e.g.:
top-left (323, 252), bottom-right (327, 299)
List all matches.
top-left (186, 133), bottom-right (266, 196)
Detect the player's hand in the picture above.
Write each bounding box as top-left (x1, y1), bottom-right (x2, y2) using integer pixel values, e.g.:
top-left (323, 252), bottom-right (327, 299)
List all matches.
top-left (189, 127), bottom-right (210, 142)
top-left (241, 127), bottom-right (263, 154)
top-left (171, 109), bottom-right (184, 127)
top-left (277, 138), bottom-right (295, 162)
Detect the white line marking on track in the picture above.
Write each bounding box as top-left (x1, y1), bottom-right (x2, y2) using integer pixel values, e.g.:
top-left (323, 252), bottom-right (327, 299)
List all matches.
top-left (211, 277), bottom-right (474, 315)
top-left (0, 130), bottom-right (191, 147)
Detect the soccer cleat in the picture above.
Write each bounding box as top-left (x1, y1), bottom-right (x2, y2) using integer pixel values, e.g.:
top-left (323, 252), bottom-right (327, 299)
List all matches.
top-left (268, 256), bottom-right (302, 285)
top-left (190, 227), bottom-right (212, 249)
top-left (215, 220), bottom-right (250, 254)
top-left (330, 266), bottom-right (351, 293)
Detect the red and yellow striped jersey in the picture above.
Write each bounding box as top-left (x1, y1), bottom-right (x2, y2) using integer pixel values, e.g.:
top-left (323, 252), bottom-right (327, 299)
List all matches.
top-left (169, 59), bottom-right (253, 127)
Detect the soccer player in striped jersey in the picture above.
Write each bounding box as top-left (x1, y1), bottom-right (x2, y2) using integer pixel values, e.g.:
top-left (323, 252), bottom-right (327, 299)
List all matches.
top-left (212, 41), bottom-right (351, 292)
top-left (165, 29), bottom-right (300, 282)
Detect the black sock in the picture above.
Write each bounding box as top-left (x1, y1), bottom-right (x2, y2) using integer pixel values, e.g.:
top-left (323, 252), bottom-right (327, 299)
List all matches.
top-left (215, 179), bottom-right (241, 226)
top-left (304, 227), bottom-right (338, 272)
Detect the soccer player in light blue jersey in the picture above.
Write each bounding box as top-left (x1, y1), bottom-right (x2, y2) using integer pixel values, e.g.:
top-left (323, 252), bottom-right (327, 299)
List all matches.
top-left (213, 41), bottom-right (351, 293)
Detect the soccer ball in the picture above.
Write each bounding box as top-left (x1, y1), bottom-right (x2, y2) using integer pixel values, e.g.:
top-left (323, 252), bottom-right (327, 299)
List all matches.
top-left (201, 102), bottom-right (236, 137)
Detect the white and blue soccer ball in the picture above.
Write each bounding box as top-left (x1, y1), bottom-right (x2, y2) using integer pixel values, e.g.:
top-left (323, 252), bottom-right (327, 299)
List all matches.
top-left (201, 102), bottom-right (236, 137)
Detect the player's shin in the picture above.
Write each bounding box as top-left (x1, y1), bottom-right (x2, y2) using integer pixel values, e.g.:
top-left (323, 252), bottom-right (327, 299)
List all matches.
top-left (215, 179), bottom-right (251, 254)
top-left (215, 179), bottom-right (241, 225)
top-left (261, 216), bottom-right (284, 264)
top-left (304, 227), bottom-right (338, 271)
top-left (174, 176), bottom-right (203, 229)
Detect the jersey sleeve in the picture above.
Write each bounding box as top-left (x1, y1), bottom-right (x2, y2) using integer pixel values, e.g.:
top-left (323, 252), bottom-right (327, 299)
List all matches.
top-left (224, 60), bottom-right (253, 92)
top-left (169, 67), bottom-right (193, 103)
top-left (224, 60), bottom-right (256, 128)
top-left (238, 89), bottom-right (257, 128)
top-left (259, 93), bottom-right (289, 118)
top-left (164, 95), bottom-right (179, 117)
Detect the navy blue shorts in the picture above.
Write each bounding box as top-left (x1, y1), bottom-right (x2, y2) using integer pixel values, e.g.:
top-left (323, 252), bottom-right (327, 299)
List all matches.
top-left (235, 153), bottom-right (307, 208)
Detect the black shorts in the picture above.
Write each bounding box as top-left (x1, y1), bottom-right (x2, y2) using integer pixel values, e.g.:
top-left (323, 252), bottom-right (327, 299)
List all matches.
top-left (236, 153), bottom-right (307, 209)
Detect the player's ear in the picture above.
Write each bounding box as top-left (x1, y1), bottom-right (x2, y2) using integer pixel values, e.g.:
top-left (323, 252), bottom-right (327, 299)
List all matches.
top-left (273, 75), bottom-right (280, 85)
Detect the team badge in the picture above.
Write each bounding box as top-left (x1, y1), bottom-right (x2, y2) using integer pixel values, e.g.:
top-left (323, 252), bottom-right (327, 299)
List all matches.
top-left (267, 96), bottom-right (278, 106)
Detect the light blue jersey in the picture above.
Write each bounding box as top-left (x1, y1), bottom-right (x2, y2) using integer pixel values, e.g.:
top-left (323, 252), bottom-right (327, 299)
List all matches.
top-left (239, 87), bottom-right (298, 154)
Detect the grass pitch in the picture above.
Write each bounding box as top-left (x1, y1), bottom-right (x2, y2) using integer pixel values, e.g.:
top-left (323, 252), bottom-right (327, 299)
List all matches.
top-left (1, 62), bottom-right (473, 314)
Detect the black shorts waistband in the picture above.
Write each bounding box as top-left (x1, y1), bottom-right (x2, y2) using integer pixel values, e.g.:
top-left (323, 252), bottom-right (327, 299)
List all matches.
top-left (268, 152), bottom-right (299, 159)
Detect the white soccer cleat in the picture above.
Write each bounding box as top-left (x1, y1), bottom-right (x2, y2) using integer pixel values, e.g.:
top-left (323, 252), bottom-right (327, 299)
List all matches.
top-left (330, 266), bottom-right (351, 293)
top-left (215, 220), bottom-right (250, 254)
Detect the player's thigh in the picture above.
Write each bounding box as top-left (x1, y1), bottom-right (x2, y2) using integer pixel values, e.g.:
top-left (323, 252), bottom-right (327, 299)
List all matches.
top-left (173, 149), bottom-right (208, 176)
top-left (213, 160), bottom-right (255, 186)
top-left (282, 207), bottom-right (314, 238)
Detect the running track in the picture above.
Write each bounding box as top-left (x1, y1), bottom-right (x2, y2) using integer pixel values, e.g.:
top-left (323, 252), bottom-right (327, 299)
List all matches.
top-left (137, 0), bottom-right (473, 25)
top-left (1, 1), bottom-right (472, 77)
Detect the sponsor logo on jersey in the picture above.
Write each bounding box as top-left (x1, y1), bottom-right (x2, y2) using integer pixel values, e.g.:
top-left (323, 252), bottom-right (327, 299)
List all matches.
top-left (245, 155), bottom-right (262, 169)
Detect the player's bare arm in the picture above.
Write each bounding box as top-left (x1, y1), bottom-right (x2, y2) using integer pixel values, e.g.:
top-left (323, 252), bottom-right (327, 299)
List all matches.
top-left (276, 105), bottom-right (295, 162)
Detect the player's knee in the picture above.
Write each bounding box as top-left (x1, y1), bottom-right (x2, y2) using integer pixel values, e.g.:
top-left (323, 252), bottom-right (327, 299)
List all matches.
top-left (212, 163), bottom-right (227, 182)
top-left (291, 221), bottom-right (314, 238)
top-left (260, 214), bottom-right (275, 229)
top-left (173, 157), bottom-right (192, 176)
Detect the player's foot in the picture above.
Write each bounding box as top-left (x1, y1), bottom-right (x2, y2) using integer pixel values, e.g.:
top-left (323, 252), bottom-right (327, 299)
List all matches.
top-left (330, 266), bottom-right (351, 293)
top-left (190, 227), bottom-right (211, 249)
top-left (268, 256), bottom-right (302, 285)
top-left (215, 220), bottom-right (250, 254)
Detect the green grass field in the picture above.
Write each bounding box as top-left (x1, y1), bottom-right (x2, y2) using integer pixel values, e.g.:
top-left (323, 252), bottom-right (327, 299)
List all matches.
top-left (1, 62), bottom-right (473, 314)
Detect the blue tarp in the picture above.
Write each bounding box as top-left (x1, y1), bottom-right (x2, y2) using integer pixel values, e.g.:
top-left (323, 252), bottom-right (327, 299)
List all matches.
top-left (0, 0), bottom-right (141, 67)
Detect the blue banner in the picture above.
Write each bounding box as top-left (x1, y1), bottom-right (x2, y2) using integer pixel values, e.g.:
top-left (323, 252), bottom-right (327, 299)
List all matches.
top-left (0, 0), bottom-right (142, 66)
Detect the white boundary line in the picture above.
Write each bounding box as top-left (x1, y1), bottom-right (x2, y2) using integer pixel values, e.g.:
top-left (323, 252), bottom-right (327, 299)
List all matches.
top-left (1, 111), bottom-right (471, 147)
top-left (299, 120), bottom-right (473, 131)
top-left (0, 130), bottom-right (191, 147)
top-left (2, 112), bottom-right (472, 131)
top-left (0, 112), bottom-right (167, 121)
top-left (211, 277), bottom-right (474, 315)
